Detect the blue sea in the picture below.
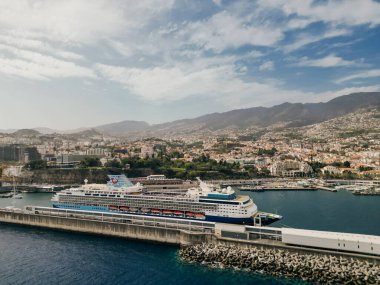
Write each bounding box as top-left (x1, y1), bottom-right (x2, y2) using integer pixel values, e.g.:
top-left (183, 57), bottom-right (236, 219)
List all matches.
top-left (0, 190), bottom-right (379, 285)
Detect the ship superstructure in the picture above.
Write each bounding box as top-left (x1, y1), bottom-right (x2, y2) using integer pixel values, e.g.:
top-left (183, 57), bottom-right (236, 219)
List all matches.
top-left (51, 175), bottom-right (281, 225)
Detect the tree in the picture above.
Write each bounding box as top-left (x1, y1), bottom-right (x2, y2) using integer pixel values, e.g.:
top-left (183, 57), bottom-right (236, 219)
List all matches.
top-left (26, 159), bottom-right (47, 170)
top-left (80, 157), bottom-right (101, 168)
top-left (105, 159), bottom-right (122, 169)
top-left (309, 162), bottom-right (326, 173)
top-left (343, 161), bottom-right (351, 168)
top-left (258, 147), bottom-right (277, 156)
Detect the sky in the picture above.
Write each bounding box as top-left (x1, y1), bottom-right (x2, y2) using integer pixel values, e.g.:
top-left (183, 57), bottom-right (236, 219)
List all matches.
top-left (0, 0), bottom-right (380, 130)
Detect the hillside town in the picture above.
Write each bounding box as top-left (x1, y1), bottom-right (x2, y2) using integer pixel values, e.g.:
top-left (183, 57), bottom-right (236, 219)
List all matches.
top-left (0, 108), bottom-right (379, 181)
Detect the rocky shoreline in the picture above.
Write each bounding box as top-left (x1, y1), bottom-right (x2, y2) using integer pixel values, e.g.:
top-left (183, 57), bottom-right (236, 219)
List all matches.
top-left (179, 243), bottom-right (380, 284)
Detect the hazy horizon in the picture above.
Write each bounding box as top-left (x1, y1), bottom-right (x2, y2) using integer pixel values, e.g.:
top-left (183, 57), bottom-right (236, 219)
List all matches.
top-left (1, 0), bottom-right (380, 129)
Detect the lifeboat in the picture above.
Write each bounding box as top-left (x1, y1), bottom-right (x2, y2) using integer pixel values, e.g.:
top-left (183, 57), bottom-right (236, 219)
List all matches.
top-left (163, 210), bottom-right (173, 215)
top-left (174, 211), bottom-right (183, 215)
top-left (109, 205), bottom-right (119, 210)
top-left (141, 208), bottom-right (150, 213)
top-left (186, 212), bottom-right (194, 217)
top-left (119, 206), bottom-right (129, 212)
top-left (151, 209), bottom-right (160, 214)
top-left (129, 207), bottom-right (138, 212)
top-left (194, 213), bottom-right (205, 219)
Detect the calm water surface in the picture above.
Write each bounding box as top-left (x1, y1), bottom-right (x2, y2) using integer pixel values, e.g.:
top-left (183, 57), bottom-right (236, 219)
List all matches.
top-left (0, 190), bottom-right (379, 285)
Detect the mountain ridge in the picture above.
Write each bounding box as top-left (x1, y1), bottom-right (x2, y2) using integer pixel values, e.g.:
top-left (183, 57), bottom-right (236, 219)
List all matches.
top-left (1, 92), bottom-right (379, 137)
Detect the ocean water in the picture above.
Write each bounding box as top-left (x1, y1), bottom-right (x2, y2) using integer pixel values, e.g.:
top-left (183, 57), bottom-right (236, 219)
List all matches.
top-left (0, 190), bottom-right (379, 285)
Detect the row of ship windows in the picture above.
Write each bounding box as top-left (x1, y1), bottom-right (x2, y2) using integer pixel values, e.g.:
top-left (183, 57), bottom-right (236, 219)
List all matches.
top-left (66, 193), bottom-right (196, 203)
top-left (60, 198), bottom-right (217, 209)
top-left (68, 193), bottom-right (247, 205)
top-left (64, 202), bottom-right (212, 211)
top-left (61, 198), bottom-right (227, 209)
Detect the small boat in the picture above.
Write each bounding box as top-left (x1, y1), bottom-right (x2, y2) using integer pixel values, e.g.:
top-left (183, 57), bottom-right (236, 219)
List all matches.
top-left (119, 206), bottom-right (129, 211)
top-left (194, 213), bottom-right (205, 219)
top-left (186, 212), bottom-right (194, 217)
top-left (109, 205), bottom-right (118, 210)
top-left (13, 194), bottom-right (23, 199)
top-left (129, 207), bottom-right (138, 212)
top-left (174, 211), bottom-right (183, 215)
top-left (151, 209), bottom-right (160, 214)
top-left (141, 208), bottom-right (150, 213)
top-left (163, 210), bottom-right (173, 215)
top-left (12, 177), bottom-right (23, 199)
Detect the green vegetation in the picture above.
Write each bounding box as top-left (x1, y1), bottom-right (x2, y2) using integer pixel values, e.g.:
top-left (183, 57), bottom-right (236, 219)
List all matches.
top-left (284, 132), bottom-right (303, 140)
top-left (79, 157), bottom-right (102, 168)
top-left (212, 141), bottom-right (245, 154)
top-left (309, 162), bottom-right (326, 173)
top-left (258, 147), bottom-right (277, 156)
top-left (96, 154), bottom-right (269, 179)
top-left (104, 159), bottom-right (122, 169)
top-left (25, 159), bottom-right (47, 170)
top-left (331, 161), bottom-right (351, 168)
top-left (358, 166), bottom-right (374, 172)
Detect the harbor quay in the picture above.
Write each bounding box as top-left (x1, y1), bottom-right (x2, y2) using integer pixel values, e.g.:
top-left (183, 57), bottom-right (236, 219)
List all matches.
top-left (1, 206), bottom-right (379, 259)
top-left (1, 206), bottom-right (380, 283)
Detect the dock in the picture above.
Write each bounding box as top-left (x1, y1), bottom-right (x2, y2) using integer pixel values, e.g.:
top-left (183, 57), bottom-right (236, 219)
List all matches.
top-left (0, 206), bottom-right (379, 262)
top-left (239, 186), bottom-right (337, 192)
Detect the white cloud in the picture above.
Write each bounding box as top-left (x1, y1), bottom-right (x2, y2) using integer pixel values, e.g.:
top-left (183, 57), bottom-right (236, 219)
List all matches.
top-left (259, 61), bottom-right (274, 71)
top-left (0, 33), bottom-right (84, 61)
top-left (296, 54), bottom-right (356, 68)
top-left (95, 63), bottom-right (249, 101)
top-left (258, 0), bottom-right (380, 28)
top-left (212, 0), bottom-right (223, 7)
top-left (0, 44), bottom-right (95, 80)
top-left (283, 29), bottom-right (351, 53)
top-left (95, 61), bottom-right (380, 113)
top-left (186, 11), bottom-right (284, 53)
top-left (336, 69), bottom-right (380, 83)
top-left (0, 0), bottom-right (175, 45)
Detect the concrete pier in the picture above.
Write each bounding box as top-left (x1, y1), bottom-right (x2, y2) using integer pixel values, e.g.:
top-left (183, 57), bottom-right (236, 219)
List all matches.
top-left (2, 206), bottom-right (379, 284)
top-left (0, 209), bottom-right (213, 245)
top-left (0, 207), bottom-right (379, 262)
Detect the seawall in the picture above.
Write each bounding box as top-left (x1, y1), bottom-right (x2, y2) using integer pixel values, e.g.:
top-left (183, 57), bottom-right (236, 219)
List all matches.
top-left (0, 210), bottom-right (213, 245)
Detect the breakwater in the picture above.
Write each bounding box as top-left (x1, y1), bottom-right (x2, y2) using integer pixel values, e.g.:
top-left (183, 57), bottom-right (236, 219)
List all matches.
top-left (180, 243), bottom-right (380, 284)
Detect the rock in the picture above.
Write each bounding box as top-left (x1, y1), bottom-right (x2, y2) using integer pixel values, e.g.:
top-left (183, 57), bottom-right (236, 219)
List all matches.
top-left (178, 243), bottom-right (380, 284)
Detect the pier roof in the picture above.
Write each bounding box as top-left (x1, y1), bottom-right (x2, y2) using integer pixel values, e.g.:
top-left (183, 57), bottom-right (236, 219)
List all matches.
top-left (282, 228), bottom-right (380, 244)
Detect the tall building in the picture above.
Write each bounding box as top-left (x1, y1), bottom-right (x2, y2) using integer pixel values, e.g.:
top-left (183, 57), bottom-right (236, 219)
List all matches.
top-left (0, 144), bottom-right (40, 163)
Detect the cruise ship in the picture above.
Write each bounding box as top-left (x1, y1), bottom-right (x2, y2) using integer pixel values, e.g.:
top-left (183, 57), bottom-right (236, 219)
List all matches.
top-left (51, 175), bottom-right (281, 225)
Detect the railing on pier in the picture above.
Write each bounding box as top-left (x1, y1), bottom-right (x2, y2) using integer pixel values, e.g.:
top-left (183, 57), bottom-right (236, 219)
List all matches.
top-left (22, 206), bottom-right (216, 233)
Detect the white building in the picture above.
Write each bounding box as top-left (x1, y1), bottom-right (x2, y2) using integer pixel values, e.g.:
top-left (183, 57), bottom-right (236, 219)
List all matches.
top-left (140, 145), bottom-right (154, 158)
top-left (270, 160), bottom-right (313, 177)
top-left (321, 165), bottom-right (341, 175)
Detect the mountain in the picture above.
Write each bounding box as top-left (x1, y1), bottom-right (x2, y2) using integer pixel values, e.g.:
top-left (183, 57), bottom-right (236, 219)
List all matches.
top-left (2, 92), bottom-right (379, 138)
top-left (65, 128), bottom-right (104, 139)
top-left (148, 92), bottom-right (380, 134)
top-left (0, 129), bottom-right (17, 134)
top-left (12, 129), bottom-right (41, 136)
top-left (94, 120), bottom-right (150, 136)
